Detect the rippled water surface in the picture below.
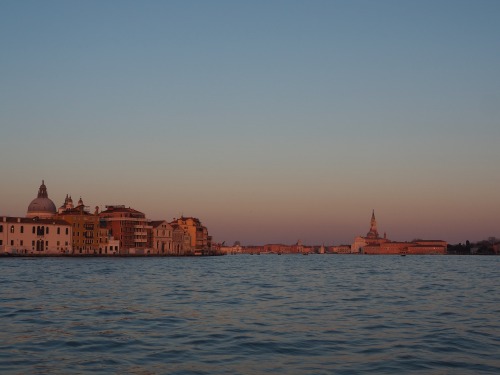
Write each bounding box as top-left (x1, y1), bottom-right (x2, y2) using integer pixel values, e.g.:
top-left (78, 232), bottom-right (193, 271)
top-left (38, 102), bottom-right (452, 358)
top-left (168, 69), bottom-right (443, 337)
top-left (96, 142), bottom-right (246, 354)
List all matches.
top-left (1, 255), bottom-right (499, 374)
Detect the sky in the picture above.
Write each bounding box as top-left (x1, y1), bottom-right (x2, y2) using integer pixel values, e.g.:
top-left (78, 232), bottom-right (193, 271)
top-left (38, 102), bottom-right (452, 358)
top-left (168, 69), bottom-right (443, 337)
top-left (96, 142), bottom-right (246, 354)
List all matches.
top-left (1, 0), bottom-right (499, 246)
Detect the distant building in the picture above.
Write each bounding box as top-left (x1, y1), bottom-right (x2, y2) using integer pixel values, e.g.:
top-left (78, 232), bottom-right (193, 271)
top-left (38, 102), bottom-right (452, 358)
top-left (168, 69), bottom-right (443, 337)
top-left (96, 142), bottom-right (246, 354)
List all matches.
top-left (151, 220), bottom-right (173, 255)
top-left (0, 216), bottom-right (72, 255)
top-left (56, 197), bottom-right (100, 255)
top-left (351, 210), bottom-right (389, 253)
top-left (220, 243), bottom-right (242, 255)
top-left (353, 211), bottom-right (447, 255)
top-left (332, 245), bottom-right (351, 254)
top-left (99, 205), bottom-right (152, 253)
top-left (170, 217), bottom-right (211, 252)
top-left (98, 226), bottom-right (120, 255)
top-left (171, 223), bottom-right (192, 255)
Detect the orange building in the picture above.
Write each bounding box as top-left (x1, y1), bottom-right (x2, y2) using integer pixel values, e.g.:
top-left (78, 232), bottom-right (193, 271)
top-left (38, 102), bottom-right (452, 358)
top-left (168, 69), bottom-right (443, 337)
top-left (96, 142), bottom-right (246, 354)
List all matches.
top-left (56, 197), bottom-right (100, 255)
top-left (170, 217), bottom-right (211, 252)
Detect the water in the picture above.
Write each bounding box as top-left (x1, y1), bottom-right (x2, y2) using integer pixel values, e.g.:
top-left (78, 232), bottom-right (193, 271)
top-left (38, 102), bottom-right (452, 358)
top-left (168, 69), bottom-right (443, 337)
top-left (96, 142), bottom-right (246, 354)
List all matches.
top-left (0, 255), bottom-right (499, 374)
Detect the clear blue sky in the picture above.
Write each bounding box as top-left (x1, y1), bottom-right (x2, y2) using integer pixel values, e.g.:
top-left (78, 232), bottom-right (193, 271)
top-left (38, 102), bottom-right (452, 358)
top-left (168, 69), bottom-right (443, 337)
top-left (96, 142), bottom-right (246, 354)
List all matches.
top-left (1, 0), bottom-right (499, 245)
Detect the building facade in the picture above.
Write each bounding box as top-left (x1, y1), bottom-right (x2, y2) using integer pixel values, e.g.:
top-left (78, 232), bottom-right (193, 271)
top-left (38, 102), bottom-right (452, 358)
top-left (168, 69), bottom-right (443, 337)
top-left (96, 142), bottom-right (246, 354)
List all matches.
top-left (170, 217), bottom-right (211, 252)
top-left (56, 198), bottom-right (101, 254)
top-left (171, 224), bottom-right (192, 255)
top-left (353, 211), bottom-right (447, 255)
top-left (99, 205), bottom-right (152, 253)
top-left (151, 220), bottom-right (173, 255)
top-left (351, 210), bottom-right (389, 253)
top-left (0, 216), bottom-right (72, 255)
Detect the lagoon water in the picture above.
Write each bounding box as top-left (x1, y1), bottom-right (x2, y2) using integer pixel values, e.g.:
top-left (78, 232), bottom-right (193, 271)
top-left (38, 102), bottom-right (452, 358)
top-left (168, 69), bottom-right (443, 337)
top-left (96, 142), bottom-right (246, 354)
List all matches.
top-left (0, 255), bottom-right (499, 374)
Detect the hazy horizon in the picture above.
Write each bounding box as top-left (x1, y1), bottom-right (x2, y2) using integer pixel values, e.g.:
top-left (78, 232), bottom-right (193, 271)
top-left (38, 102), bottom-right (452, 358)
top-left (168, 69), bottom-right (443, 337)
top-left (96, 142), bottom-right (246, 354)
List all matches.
top-left (1, 1), bottom-right (499, 245)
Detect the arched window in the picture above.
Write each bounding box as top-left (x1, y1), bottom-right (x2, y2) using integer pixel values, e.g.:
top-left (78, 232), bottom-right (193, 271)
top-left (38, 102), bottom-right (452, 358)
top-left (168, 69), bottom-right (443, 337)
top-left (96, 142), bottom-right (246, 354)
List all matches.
top-left (10, 226), bottom-right (14, 233)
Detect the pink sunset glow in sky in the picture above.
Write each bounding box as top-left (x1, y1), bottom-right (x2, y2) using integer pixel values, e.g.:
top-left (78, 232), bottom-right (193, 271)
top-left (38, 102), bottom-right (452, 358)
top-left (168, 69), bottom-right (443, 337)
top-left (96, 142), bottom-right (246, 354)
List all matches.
top-left (1, 1), bottom-right (499, 245)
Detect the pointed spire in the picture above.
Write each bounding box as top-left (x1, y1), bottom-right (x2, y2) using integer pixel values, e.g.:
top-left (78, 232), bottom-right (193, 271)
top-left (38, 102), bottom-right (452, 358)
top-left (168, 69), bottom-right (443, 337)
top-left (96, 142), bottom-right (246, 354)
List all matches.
top-left (367, 209), bottom-right (379, 239)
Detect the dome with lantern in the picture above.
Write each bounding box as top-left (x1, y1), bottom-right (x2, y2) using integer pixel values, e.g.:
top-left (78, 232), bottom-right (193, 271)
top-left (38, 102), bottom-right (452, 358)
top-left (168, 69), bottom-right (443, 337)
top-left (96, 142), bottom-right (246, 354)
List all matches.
top-left (27, 180), bottom-right (57, 218)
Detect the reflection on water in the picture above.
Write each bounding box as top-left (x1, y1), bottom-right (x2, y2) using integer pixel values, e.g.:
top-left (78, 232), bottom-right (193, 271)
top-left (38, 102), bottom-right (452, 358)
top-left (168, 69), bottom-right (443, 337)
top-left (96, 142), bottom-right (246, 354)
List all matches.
top-left (0, 255), bottom-right (499, 374)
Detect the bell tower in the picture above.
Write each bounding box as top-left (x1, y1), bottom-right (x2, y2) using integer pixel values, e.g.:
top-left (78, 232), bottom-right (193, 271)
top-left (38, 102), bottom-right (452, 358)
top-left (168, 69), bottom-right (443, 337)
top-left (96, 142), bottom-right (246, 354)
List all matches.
top-left (366, 209), bottom-right (379, 239)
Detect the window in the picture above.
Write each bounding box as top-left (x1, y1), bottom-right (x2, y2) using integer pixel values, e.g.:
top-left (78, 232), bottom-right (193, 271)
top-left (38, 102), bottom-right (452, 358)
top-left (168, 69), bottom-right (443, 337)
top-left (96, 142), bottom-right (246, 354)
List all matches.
top-left (57, 241), bottom-right (60, 246)
top-left (32, 226), bottom-right (35, 234)
top-left (0, 225), bottom-right (3, 232)
top-left (20, 240), bottom-right (23, 246)
top-left (66, 228), bottom-right (69, 235)
top-left (32, 241), bottom-right (35, 246)
top-left (20, 226), bottom-right (24, 234)
top-left (57, 228), bottom-right (60, 235)
top-left (11, 240), bottom-right (14, 246)
top-left (0, 240), bottom-right (2, 245)
top-left (10, 226), bottom-right (14, 233)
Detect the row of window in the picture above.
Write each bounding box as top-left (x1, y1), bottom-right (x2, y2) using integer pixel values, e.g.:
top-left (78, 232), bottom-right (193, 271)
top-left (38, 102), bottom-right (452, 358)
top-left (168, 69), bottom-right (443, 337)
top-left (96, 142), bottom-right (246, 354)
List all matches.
top-left (0, 239), bottom-right (69, 247)
top-left (0, 225), bottom-right (69, 235)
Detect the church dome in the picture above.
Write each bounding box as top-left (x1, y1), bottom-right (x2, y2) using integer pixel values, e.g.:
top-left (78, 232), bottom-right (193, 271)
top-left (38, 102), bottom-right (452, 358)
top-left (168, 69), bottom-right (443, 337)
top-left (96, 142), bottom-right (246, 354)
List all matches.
top-left (27, 180), bottom-right (57, 218)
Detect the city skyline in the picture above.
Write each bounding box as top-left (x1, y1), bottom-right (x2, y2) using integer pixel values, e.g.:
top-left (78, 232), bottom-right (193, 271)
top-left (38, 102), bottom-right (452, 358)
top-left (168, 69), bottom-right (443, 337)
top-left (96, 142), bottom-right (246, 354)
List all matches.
top-left (1, 1), bottom-right (499, 245)
top-left (0, 179), bottom-right (494, 246)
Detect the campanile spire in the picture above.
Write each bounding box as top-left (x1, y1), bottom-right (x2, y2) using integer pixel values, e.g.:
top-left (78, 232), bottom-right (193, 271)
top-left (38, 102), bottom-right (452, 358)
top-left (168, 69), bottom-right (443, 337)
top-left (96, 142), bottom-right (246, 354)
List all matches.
top-left (366, 209), bottom-right (379, 239)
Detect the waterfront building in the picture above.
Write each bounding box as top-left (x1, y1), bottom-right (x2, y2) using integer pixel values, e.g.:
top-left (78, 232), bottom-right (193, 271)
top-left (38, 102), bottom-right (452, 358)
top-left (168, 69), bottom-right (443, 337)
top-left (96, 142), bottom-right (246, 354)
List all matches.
top-left (220, 243), bottom-right (243, 255)
top-left (353, 211), bottom-right (447, 255)
top-left (263, 244), bottom-right (292, 254)
top-left (0, 216), bottom-right (72, 255)
top-left (407, 240), bottom-right (447, 255)
top-left (151, 220), bottom-right (173, 255)
top-left (291, 240), bottom-right (305, 254)
top-left (170, 217), bottom-right (211, 251)
top-left (98, 226), bottom-right (120, 255)
top-left (99, 205), bottom-right (152, 253)
top-left (351, 210), bottom-right (389, 253)
top-left (171, 223), bottom-right (192, 255)
top-left (26, 180), bottom-right (57, 219)
top-left (332, 245), bottom-right (352, 254)
top-left (56, 197), bottom-right (101, 255)
top-left (241, 245), bottom-right (264, 254)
